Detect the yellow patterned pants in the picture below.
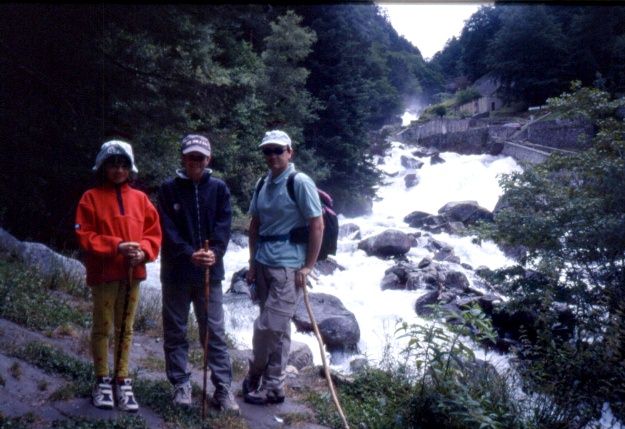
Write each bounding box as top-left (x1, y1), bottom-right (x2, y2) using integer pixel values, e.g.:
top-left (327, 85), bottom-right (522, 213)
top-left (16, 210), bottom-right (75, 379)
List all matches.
top-left (91, 280), bottom-right (140, 379)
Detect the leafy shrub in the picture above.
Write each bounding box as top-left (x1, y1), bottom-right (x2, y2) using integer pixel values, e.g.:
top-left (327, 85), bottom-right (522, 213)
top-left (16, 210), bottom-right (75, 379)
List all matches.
top-left (454, 87), bottom-right (481, 105)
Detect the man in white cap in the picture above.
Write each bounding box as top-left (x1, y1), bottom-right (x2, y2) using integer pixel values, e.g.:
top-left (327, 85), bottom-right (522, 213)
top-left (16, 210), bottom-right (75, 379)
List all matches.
top-left (243, 130), bottom-right (324, 405)
top-left (157, 134), bottom-right (239, 413)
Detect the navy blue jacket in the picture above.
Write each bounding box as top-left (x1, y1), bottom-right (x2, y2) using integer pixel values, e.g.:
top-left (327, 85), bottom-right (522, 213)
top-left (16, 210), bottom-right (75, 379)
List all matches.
top-left (157, 169), bottom-right (231, 284)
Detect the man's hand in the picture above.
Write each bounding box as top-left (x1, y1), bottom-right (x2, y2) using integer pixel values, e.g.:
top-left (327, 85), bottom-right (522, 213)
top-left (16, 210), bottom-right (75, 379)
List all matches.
top-left (295, 266), bottom-right (312, 289)
top-left (191, 248), bottom-right (216, 268)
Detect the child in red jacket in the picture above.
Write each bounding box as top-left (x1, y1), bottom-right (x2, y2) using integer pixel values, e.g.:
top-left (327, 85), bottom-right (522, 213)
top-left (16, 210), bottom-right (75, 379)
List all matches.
top-left (75, 140), bottom-right (161, 412)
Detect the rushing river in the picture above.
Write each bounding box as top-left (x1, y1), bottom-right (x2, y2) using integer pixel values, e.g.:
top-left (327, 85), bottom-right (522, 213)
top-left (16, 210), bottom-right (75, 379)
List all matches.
top-left (147, 140), bottom-right (522, 367)
top-left (145, 139), bottom-right (622, 427)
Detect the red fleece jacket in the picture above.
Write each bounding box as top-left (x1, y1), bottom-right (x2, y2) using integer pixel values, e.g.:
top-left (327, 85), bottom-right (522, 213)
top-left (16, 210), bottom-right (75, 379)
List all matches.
top-left (75, 183), bottom-right (162, 286)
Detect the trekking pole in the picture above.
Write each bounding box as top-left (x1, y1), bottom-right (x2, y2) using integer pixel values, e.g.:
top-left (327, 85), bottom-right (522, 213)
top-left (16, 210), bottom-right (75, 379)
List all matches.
top-left (201, 240), bottom-right (210, 420)
top-left (302, 284), bottom-right (350, 429)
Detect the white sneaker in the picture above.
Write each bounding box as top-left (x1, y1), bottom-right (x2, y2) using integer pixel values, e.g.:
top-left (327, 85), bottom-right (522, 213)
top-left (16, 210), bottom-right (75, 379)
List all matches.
top-left (115, 378), bottom-right (139, 412)
top-left (173, 380), bottom-right (192, 406)
top-left (92, 377), bottom-right (114, 409)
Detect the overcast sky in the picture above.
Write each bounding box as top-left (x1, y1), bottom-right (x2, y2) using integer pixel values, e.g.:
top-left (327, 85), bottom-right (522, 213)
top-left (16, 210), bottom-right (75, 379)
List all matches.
top-left (377, 3), bottom-right (488, 61)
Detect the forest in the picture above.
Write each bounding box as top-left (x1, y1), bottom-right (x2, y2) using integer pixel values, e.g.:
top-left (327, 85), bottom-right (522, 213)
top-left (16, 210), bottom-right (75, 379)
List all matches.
top-left (0, 3), bottom-right (432, 249)
top-left (2, 3), bottom-right (624, 250)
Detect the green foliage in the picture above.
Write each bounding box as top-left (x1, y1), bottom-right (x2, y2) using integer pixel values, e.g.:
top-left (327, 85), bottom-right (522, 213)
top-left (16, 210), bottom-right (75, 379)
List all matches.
top-left (51, 416), bottom-right (148, 429)
top-left (481, 84), bottom-right (625, 420)
top-left (310, 306), bottom-right (523, 428)
top-left (0, 413), bottom-right (37, 429)
top-left (133, 379), bottom-right (246, 428)
top-left (0, 259), bottom-right (90, 331)
top-left (17, 342), bottom-right (93, 384)
top-left (454, 88), bottom-right (481, 105)
top-left (1, 4), bottom-right (431, 246)
top-left (432, 4), bottom-right (625, 105)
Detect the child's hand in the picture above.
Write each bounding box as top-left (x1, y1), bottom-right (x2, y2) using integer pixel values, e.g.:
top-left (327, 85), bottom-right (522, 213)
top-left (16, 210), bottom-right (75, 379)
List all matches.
top-left (118, 242), bottom-right (144, 266)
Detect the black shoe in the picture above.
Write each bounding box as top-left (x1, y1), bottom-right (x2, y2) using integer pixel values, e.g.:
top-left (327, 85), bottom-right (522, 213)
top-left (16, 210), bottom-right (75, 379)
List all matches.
top-left (242, 377), bottom-right (266, 405)
top-left (266, 388), bottom-right (285, 404)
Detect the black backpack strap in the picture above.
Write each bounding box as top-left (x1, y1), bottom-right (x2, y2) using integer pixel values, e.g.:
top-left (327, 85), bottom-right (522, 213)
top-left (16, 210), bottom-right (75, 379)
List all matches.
top-left (254, 175), bottom-right (267, 198)
top-left (286, 171), bottom-right (299, 203)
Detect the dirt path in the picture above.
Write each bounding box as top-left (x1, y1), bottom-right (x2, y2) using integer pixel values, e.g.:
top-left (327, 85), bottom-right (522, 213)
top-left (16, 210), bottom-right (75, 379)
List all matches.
top-left (0, 318), bottom-right (330, 429)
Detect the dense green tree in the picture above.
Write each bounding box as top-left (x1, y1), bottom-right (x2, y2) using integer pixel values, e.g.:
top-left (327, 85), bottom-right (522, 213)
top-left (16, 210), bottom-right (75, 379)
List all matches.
top-left (482, 83), bottom-right (625, 417)
top-left (458, 6), bottom-right (502, 82)
top-left (293, 4), bottom-right (431, 214)
top-left (1, 3), bottom-right (434, 247)
top-left (430, 36), bottom-right (463, 83)
top-left (487, 5), bottom-right (569, 105)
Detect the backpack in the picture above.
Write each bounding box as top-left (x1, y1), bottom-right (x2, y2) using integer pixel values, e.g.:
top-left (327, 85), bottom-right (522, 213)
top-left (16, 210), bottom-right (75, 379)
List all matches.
top-left (254, 171), bottom-right (339, 261)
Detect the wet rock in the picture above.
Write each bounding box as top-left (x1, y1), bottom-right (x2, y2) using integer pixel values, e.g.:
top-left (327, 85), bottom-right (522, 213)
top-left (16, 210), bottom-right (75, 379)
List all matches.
top-left (430, 152), bottom-right (445, 165)
top-left (358, 229), bottom-right (411, 258)
top-left (407, 232), bottom-right (421, 247)
top-left (415, 291), bottom-right (440, 317)
top-left (380, 272), bottom-right (402, 290)
top-left (293, 293), bottom-right (360, 353)
top-left (444, 270), bottom-right (470, 292)
top-left (417, 257), bottom-right (432, 269)
top-left (349, 358), bottom-right (369, 374)
top-left (287, 341), bottom-right (314, 370)
top-left (433, 246), bottom-right (457, 262)
top-left (404, 173), bottom-right (419, 188)
top-left (315, 258), bottom-right (345, 276)
top-left (400, 155), bottom-right (424, 170)
top-left (228, 267), bottom-right (250, 296)
top-left (229, 232), bottom-right (248, 249)
top-left (438, 201), bottom-right (493, 225)
top-left (444, 221), bottom-right (466, 235)
top-left (339, 223), bottom-right (361, 240)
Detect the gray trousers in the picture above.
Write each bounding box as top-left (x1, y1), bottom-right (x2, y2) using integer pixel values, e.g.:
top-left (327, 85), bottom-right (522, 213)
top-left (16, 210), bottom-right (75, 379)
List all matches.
top-left (248, 263), bottom-right (301, 391)
top-left (162, 280), bottom-right (232, 391)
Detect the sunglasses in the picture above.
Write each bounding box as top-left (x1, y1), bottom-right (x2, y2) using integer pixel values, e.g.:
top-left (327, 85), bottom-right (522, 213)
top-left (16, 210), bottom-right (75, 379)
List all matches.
top-left (262, 147), bottom-right (286, 156)
top-left (186, 154), bottom-right (207, 162)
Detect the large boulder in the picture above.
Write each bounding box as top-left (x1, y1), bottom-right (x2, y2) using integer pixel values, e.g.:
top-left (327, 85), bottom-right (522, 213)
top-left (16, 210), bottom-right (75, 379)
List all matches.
top-left (314, 258), bottom-right (345, 276)
top-left (438, 201), bottom-right (493, 225)
top-left (287, 340), bottom-right (314, 370)
top-left (357, 229), bottom-right (411, 258)
top-left (228, 267), bottom-right (251, 296)
top-left (339, 223), bottom-right (361, 240)
top-left (293, 293), bottom-right (360, 353)
top-left (0, 228), bottom-right (86, 287)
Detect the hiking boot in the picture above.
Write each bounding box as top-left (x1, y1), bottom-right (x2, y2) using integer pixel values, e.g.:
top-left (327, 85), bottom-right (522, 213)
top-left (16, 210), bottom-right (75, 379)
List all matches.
top-left (242, 377), bottom-right (266, 405)
top-left (212, 388), bottom-right (240, 414)
top-left (172, 380), bottom-right (192, 406)
top-left (266, 387), bottom-right (286, 404)
top-left (114, 378), bottom-right (139, 412)
top-left (92, 377), bottom-right (114, 409)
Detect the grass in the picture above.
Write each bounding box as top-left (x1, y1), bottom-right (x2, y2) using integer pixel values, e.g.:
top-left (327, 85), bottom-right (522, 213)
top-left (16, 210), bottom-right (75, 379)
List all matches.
top-left (10, 341), bottom-right (247, 429)
top-left (13, 341), bottom-right (94, 399)
top-left (0, 259), bottom-right (90, 331)
top-left (133, 286), bottom-right (162, 334)
top-left (137, 355), bottom-right (166, 372)
top-left (134, 378), bottom-right (248, 429)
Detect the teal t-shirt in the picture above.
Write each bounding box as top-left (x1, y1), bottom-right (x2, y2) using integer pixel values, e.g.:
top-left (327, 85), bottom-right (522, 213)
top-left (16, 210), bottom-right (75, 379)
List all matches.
top-left (248, 163), bottom-right (322, 268)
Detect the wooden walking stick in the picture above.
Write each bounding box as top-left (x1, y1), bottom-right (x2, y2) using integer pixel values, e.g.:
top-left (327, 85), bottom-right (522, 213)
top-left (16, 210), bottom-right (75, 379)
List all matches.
top-left (302, 284), bottom-right (350, 429)
top-left (201, 240), bottom-right (210, 420)
top-left (115, 243), bottom-right (139, 383)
